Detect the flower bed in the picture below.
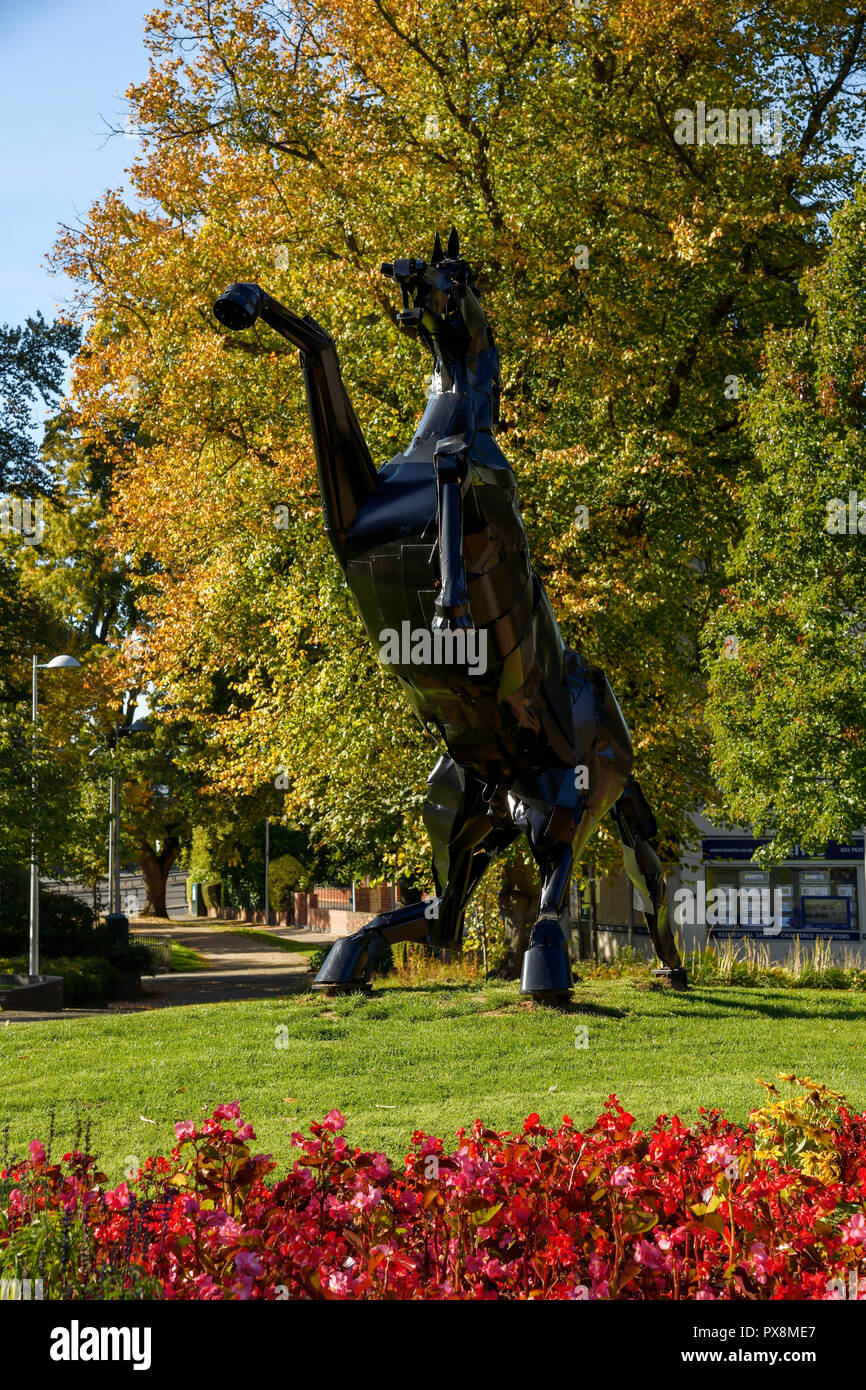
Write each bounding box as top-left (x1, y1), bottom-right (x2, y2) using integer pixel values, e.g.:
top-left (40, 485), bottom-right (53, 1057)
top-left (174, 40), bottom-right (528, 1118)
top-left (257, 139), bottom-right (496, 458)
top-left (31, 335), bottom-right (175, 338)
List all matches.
top-left (1, 1077), bottom-right (865, 1300)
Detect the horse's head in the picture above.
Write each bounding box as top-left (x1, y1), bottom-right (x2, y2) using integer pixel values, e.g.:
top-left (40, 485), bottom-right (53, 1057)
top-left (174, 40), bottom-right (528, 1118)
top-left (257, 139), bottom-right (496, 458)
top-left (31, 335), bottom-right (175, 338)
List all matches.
top-left (381, 228), bottom-right (499, 427)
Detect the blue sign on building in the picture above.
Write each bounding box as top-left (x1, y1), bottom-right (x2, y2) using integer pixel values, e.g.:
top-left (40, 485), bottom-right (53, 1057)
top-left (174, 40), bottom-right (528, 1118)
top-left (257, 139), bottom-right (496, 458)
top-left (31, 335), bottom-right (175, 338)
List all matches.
top-left (702, 838), bottom-right (864, 862)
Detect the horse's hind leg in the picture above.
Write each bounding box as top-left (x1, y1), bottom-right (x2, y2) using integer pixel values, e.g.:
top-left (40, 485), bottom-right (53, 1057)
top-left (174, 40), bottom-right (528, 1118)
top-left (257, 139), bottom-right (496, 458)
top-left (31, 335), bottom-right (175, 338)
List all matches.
top-left (313, 899), bottom-right (433, 992)
top-left (314, 755), bottom-right (507, 991)
top-left (610, 775), bottom-right (687, 989)
top-left (520, 838), bottom-right (575, 1004)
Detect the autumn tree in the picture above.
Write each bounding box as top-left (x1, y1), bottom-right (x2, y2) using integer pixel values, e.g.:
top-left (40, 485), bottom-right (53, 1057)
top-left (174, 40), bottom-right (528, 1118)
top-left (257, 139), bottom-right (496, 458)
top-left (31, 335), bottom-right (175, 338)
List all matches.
top-left (0, 314), bottom-right (79, 493)
top-left (52, 0), bottom-right (866, 908)
top-left (705, 185), bottom-right (866, 856)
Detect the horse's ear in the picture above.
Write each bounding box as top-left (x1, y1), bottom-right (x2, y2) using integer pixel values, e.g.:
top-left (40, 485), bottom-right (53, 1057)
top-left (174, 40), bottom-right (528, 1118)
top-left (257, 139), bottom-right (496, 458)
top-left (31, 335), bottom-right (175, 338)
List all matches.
top-left (431, 231), bottom-right (444, 264)
top-left (446, 226), bottom-right (460, 258)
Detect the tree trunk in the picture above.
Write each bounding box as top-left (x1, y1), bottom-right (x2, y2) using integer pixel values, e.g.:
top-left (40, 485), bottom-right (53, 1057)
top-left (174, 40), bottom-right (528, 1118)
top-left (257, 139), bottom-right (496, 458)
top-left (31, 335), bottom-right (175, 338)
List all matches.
top-left (491, 852), bottom-right (539, 980)
top-left (138, 838), bottom-right (179, 918)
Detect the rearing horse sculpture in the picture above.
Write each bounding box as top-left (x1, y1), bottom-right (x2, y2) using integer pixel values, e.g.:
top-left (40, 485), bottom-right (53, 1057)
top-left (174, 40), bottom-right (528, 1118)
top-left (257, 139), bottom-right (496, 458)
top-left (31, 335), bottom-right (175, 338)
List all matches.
top-left (214, 229), bottom-right (686, 1002)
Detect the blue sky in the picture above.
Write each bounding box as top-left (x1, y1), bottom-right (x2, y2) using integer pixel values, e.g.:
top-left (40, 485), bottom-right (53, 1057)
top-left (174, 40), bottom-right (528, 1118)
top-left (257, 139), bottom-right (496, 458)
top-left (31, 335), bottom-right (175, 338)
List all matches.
top-left (0, 0), bottom-right (151, 328)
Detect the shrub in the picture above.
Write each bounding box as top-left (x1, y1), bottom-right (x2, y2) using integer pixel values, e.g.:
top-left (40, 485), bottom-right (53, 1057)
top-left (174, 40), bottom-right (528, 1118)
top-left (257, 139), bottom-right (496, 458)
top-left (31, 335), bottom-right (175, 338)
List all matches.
top-left (200, 881), bottom-right (223, 911)
top-left (685, 938), bottom-right (866, 991)
top-left (102, 942), bottom-right (151, 976)
top-left (3, 1078), bottom-right (866, 1300)
top-left (0, 872), bottom-right (98, 958)
top-left (0, 955), bottom-right (119, 1006)
top-left (268, 854), bottom-right (309, 910)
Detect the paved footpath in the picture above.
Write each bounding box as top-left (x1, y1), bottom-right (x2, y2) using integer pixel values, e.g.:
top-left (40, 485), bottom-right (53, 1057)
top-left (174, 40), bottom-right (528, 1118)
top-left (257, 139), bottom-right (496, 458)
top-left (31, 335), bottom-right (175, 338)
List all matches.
top-left (132, 921), bottom-right (342, 1008)
top-left (0, 922), bottom-right (342, 1021)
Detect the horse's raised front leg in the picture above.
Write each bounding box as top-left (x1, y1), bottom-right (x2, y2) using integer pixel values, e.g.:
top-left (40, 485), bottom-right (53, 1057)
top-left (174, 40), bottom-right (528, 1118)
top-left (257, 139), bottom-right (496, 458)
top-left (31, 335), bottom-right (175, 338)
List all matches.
top-left (431, 436), bottom-right (472, 632)
top-left (213, 282), bottom-right (379, 568)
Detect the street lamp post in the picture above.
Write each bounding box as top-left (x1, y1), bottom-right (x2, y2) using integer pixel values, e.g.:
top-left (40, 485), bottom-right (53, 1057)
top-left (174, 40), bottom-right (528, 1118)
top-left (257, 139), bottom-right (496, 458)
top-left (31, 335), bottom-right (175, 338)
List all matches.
top-left (107, 722), bottom-right (123, 916)
top-left (264, 817), bottom-right (270, 925)
top-left (29, 653), bottom-right (81, 979)
top-left (107, 750), bottom-right (116, 916)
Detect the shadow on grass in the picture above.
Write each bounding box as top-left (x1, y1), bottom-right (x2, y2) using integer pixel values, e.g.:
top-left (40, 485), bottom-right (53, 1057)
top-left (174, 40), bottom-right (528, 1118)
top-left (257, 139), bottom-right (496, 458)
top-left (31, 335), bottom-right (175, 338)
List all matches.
top-left (639, 983), bottom-right (866, 1024)
top-left (326, 982), bottom-right (630, 1021)
top-left (567, 997), bottom-right (629, 1019)
top-left (375, 981), bottom-right (482, 996)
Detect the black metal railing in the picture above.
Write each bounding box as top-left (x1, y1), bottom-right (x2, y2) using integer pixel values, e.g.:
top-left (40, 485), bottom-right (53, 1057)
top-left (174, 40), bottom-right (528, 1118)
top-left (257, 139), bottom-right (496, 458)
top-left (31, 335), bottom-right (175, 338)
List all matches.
top-left (132, 934), bottom-right (173, 970)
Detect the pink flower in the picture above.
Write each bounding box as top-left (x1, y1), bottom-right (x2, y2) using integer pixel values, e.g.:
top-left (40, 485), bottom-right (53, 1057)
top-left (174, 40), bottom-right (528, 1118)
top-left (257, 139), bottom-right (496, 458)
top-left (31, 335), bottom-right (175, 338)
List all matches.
top-left (236, 1123), bottom-right (255, 1141)
top-left (351, 1186), bottom-right (382, 1213)
top-left (28, 1140), bottom-right (46, 1164)
top-left (634, 1238), bottom-right (666, 1271)
top-left (750, 1239), bottom-right (770, 1282)
top-left (322, 1109), bottom-right (347, 1133)
top-left (704, 1140), bottom-right (736, 1169)
top-left (397, 1189), bottom-right (420, 1216)
top-left (174, 1120), bottom-right (196, 1140)
top-left (325, 1270), bottom-right (355, 1296)
top-left (611, 1165), bottom-right (635, 1188)
top-left (214, 1102), bottom-right (241, 1122)
top-left (325, 1194), bottom-right (354, 1221)
top-left (105, 1182), bottom-right (131, 1211)
top-left (203, 1207), bottom-right (229, 1229)
top-left (841, 1213), bottom-right (866, 1246)
top-left (217, 1217), bottom-right (244, 1243)
top-left (235, 1252), bottom-right (263, 1278)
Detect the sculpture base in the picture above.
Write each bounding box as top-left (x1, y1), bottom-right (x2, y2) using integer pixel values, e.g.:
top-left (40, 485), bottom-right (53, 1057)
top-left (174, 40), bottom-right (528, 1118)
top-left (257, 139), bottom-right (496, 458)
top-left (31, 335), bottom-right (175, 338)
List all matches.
top-left (314, 980), bottom-right (373, 996)
top-left (651, 966), bottom-right (689, 991)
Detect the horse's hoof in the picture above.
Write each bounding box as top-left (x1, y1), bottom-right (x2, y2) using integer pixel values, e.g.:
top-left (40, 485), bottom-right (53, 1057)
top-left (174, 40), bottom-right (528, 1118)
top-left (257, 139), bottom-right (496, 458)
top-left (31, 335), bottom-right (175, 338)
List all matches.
top-left (313, 933), bottom-right (386, 989)
top-left (520, 930), bottom-right (572, 998)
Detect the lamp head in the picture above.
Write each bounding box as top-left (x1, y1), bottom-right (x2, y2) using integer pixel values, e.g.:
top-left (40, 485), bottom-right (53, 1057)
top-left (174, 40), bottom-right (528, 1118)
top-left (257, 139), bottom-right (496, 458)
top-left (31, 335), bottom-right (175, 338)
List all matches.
top-left (43, 655), bottom-right (80, 669)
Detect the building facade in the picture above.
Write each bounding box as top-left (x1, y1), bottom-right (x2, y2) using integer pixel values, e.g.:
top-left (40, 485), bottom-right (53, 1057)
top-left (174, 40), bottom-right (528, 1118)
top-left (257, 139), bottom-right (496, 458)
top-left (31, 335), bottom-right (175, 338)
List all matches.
top-left (586, 815), bottom-right (866, 962)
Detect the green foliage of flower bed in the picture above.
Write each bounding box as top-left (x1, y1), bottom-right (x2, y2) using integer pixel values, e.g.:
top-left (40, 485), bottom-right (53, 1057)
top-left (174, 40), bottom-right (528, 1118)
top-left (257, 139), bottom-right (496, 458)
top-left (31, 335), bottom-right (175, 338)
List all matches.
top-left (0, 956), bottom-right (119, 1007)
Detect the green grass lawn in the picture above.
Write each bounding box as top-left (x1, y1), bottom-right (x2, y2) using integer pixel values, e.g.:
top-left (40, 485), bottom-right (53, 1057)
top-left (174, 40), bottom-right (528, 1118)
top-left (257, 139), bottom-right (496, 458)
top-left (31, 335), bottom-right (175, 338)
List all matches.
top-left (169, 943), bottom-right (209, 973)
top-left (221, 927), bottom-right (323, 957)
top-left (2, 977), bottom-right (865, 1181)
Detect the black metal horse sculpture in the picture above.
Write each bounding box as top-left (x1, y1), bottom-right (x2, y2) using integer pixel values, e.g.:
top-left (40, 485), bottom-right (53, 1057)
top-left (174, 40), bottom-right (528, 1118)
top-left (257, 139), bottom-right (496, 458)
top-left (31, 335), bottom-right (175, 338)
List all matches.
top-left (214, 230), bottom-right (686, 1002)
